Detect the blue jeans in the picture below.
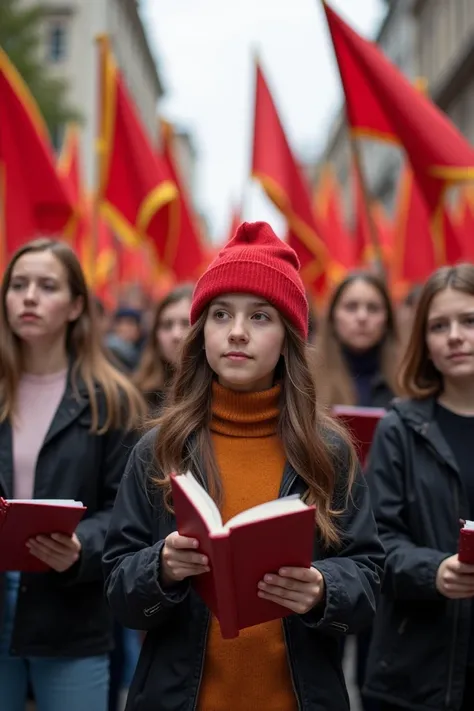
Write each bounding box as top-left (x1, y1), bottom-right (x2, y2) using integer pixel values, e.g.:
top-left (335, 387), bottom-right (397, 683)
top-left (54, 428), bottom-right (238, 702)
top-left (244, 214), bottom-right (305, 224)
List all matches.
top-left (0, 572), bottom-right (109, 711)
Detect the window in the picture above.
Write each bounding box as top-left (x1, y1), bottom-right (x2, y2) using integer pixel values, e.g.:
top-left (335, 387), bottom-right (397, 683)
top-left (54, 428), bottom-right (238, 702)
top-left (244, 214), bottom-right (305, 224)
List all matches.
top-left (47, 21), bottom-right (68, 63)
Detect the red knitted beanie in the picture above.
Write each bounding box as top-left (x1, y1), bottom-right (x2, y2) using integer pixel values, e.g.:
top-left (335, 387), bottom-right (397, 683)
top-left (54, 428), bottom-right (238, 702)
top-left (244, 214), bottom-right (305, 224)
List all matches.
top-left (190, 221), bottom-right (308, 338)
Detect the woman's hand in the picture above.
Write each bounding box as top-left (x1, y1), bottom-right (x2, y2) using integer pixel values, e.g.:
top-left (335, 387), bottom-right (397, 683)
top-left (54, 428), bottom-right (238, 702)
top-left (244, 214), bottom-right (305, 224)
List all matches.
top-left (436, 555), bottom-right (474, 599)
top-left (258, 566), bottom-right (325, 614)
top-left (27, 532), bottom-right (81, 572)
top-left (159, 531), bottom-right (210, 587)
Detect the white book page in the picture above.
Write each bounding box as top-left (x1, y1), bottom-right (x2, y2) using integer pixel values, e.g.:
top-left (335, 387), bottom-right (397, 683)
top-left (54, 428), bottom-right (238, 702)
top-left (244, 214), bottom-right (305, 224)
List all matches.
top-left (225, 495), bottom-right (306, 529)
top-left (7, 500), bottom-right (83, 507)
top-left (178, 472), bottom-right (224, 532)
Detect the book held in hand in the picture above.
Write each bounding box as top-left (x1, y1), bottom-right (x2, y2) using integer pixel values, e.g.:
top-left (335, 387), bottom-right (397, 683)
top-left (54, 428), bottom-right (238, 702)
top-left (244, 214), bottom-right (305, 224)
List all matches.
top-left (0, 499), bottom-right (86, 572)
top-left (332, 405), bottom-right (386, 465)
top-left (170, 471), bottom-right (315, 639)
top-left (458, 521), bottom-right (474, 564)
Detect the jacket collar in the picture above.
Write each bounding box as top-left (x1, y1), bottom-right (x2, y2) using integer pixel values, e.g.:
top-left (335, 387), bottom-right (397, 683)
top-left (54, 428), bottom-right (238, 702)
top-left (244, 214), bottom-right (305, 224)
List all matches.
top-left (390, 396), bottom-right (459, 473)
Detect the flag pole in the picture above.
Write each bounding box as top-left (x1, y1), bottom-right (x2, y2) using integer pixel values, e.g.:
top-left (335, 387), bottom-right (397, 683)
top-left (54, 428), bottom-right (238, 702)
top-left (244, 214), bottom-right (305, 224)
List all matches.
top-left (93, 33), bottom-right (109, 293)
top-left (350, 134), bottom-right (385, 278)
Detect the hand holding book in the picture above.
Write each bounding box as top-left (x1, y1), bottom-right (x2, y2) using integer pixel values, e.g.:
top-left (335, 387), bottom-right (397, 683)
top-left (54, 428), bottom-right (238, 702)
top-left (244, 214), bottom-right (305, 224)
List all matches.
top-left (169, 471), bottom-right (316, 638)
top-left (160, 530), bottom-right (325, 616)
top-left (26, 532), bottom-right (82, 573)
top-left (258, 565), bottom-right (325, 615)
top-left (160, 531), bottom-right (210, 587)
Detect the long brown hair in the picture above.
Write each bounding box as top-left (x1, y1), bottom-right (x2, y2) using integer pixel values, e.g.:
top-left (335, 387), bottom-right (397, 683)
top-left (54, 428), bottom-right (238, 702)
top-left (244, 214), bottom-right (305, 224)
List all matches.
top-left (0, 238), bottom-right (147, 432)
top-left (399, 263), bottom-right (474, 398)
top-left (134, 284), bottom-right (194, 394)
top-left (314, 271), bottom-right (399, 406)
top-left (152, 311), bottom-right (357, 548)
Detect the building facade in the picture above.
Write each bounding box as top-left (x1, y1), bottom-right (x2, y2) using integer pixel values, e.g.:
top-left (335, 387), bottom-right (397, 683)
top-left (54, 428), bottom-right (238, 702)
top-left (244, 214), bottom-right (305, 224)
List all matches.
top-left (20, 0), bottom-right (165, 187)
top-left (414, 0), bottom-right (474, 145)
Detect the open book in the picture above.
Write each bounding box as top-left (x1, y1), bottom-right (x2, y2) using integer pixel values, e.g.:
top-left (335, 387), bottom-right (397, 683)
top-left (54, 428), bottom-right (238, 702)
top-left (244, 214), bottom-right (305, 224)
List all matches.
top-left (0, 498), bottom-right (86, 572)
top-left (170, 471), bottom-right (315, 639)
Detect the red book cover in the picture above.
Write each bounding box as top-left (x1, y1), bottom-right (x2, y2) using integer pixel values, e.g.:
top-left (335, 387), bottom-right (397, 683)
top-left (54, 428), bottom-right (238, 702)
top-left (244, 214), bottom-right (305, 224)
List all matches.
top-left (0, 499), bottom-right (86, 572)
top-left (458, 523), bottom-right (474, 564)
top-left (171, 472), bottom-right (315, 639)
top-left (332, 405), bottom-right (385, 465)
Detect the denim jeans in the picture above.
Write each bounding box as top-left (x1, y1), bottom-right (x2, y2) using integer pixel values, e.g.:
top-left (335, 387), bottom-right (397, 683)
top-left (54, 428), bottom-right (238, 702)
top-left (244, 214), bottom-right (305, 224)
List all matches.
top-left (0, 572), bottom-right (109, 711)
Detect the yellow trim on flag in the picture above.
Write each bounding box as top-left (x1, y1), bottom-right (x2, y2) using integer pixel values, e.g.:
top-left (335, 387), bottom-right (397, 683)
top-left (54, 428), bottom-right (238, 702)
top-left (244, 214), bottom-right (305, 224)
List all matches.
top-left (252, 171), bottom-right (328, 280)
top-left (136, 181), bottom-right (178, 234)
top-left (0, 46), bottom-right (49, 141)
top-left (429, 166), bottom-right (474, 182)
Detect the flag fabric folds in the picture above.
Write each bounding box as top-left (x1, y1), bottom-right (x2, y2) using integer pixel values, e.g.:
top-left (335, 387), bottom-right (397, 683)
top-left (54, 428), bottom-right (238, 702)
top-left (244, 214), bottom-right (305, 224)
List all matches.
top-left (0, 45), bottom-right (73, 269)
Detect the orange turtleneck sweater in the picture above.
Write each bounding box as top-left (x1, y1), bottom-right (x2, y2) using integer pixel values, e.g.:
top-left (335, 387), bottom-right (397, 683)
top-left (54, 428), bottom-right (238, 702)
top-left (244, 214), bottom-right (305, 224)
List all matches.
top-left (197, 381), bottom-right (297, 711)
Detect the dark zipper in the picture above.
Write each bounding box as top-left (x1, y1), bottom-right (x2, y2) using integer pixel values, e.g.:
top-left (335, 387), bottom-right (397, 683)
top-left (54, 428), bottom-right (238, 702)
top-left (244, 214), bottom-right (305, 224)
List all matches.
top-left (192, 612), bottom-right (211, 711)
top-left (283, 619), bottom-right (303, 710)
top-left (445, 479), bottom-right (461, 710)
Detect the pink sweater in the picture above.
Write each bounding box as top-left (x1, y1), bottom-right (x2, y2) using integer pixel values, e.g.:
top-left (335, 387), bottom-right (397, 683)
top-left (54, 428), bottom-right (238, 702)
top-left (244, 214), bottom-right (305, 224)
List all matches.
top-left (13, 369), bottom-right (68, 500)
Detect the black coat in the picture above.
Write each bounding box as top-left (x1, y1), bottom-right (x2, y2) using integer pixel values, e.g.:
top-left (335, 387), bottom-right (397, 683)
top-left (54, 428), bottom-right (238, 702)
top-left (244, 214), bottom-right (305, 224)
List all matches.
top-left (103, 427), bottom-right (385, 711)
top-left (364, 397), bottom-right (472, 711)
top-left (0, 376), bottom-right (136, 657)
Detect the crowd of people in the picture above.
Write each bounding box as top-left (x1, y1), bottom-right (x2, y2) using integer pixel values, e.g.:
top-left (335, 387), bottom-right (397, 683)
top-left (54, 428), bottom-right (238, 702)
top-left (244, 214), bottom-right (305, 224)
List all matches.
top-left (0, 221), bottom-right (472, 711)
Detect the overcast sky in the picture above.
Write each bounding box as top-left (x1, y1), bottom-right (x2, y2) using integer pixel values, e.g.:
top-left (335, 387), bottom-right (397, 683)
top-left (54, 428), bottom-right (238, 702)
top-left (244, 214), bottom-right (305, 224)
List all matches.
top-left (140, 0), bottom-right (386, 242)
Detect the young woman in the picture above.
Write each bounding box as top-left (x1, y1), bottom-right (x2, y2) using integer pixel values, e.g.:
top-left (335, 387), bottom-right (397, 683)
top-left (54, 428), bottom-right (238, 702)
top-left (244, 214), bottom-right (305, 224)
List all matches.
top-left (103, 221), bottom-right (385, 711)
top-left (315, 272), bottom-right (399, 409)
top-left (0, 238), bottom-right (146, 711)
top-left (134, 284), bottom-right (193, 410)
top-left (364, 264), bottom-right (474, 711)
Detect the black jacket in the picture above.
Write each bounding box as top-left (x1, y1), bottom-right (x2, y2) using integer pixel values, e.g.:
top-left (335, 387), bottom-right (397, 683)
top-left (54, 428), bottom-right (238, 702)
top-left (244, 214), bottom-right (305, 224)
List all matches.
top-left (364, 397), bottom-right (472, 711)
top-left (0, 376), bottom-right (136, 657)
top-left (365, 373), bottom-right (394, 410)
top-left (103, 427), bottom-right (385, 711)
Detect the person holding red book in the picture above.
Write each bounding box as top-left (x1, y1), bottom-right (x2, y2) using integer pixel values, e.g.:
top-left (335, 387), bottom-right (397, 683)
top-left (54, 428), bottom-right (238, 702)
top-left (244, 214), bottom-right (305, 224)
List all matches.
top-left (364, 264), bottom-right (474, 711)
top-left (103, 221), bottom-right (384, 711)
top-left (0, 238), bottom-right (146, 711)
top-left (313, 270), bottom-right (400, 711)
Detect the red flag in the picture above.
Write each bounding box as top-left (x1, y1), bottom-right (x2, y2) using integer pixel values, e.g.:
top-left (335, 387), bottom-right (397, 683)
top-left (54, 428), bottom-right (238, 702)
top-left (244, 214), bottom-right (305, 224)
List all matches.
top-left (96, 36), bottom-right (178, 251)
top-left (314, 164), bottom-right (354, 282)
top-left (323, 3), bottom-right (474, 262)
top-left (391, 164), bottom-right (437, 297)
top-left (251, 61), bottom-right (329, 299)
top-left (57, 124), bottom-right (94, 282)
top-left (0, 46), bottom-right (73, 269)
top-left (159, 120), bottom-right (209, 281)
top-left (449, 187), bottom-right (474, 263)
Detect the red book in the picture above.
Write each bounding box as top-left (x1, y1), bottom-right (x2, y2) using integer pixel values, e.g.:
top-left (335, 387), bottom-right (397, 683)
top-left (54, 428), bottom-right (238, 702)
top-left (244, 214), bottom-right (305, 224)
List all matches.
top-left (332, 405), bottom-right (386, 465)
top-left (0, 499), bottom-right (86, 572)
top-left (170, 472), bottom-right (315, 639)
top-left (458, 521), bottom-right (474, 564)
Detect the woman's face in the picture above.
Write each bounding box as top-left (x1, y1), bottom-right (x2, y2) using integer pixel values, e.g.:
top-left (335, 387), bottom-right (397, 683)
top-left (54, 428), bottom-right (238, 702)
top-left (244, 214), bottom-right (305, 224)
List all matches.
top-left (332, 279), bottom-right (388, 352)
top-left (426, 287), bottom-right (474, 383)
top-left (155, 297), bottom-right (191, 365)
top-left (204, 293), bottom-right (285, 392)
top-left (5, 250), bottom-right (82, 345)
